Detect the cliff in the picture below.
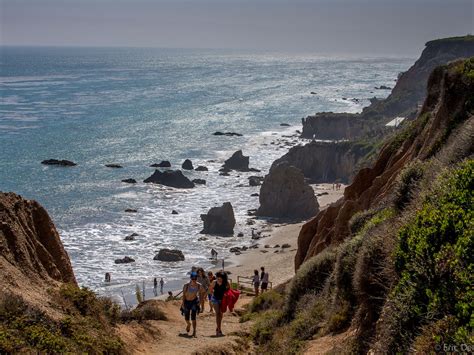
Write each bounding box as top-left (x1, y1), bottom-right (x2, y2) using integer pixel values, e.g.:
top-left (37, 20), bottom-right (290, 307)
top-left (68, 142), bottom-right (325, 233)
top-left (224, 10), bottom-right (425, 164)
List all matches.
top-left (0, 192), bottom-right (76, 303)
top-left (245, 58), bottom-right (474, 354)
top-left (271, 140), bottom-right (373, 183)
top-left (301, 35), bottom-right (474, 140)
top-left (0, 193), bottom-right (125, 353)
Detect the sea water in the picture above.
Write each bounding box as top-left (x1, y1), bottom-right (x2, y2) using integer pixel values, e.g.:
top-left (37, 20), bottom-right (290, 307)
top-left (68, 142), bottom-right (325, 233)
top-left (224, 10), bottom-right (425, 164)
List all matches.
top-left (0, 46), bottom-right (413, 302)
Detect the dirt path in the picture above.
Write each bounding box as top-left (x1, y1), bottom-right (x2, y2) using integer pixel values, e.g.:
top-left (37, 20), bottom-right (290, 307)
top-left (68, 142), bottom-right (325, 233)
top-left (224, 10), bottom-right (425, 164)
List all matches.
top-left (118, 296), bottom-right (253, 354)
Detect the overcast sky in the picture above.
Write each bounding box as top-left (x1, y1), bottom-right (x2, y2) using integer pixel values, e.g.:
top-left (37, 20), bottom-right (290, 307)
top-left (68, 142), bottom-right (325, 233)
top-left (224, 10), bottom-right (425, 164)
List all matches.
top-left (1, 0), bottom-right (473, 55)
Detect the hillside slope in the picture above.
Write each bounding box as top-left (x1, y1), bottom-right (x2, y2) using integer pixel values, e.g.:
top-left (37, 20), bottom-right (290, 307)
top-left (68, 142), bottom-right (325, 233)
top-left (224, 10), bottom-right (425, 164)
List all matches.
top-left (244, 58), bottom-right (473, 354)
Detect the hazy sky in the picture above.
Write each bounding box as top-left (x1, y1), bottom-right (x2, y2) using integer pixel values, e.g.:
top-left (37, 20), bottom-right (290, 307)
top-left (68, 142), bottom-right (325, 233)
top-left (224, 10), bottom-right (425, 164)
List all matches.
top-left (1, 0), bottom-right (473, 55)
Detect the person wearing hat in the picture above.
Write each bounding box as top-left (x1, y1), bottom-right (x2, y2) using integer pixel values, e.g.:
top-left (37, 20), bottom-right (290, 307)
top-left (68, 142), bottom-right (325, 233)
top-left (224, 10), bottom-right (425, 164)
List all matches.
top-left (181, 271), bottom-right (205, 337)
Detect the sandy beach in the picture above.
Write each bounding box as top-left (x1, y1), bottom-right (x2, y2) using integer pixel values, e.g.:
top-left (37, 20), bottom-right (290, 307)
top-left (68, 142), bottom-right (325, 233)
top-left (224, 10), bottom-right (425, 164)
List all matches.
top-left (227, 183), bottom-right (345, 288)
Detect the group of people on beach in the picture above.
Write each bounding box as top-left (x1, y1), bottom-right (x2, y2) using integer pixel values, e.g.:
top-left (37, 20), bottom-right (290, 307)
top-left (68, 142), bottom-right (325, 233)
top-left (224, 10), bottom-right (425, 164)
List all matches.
top-left (153, 277), bottom-right (165, 296)
top-left (332, 182), bottom-right (342, 190)
top-left (181, 267), bottom-right (232, 337)
top-left (251, 266), bottom-right (270, 297)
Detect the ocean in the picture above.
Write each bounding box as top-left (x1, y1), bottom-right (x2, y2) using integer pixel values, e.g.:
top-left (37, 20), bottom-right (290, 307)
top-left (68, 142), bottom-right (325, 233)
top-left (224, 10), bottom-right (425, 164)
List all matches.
top-left (0, 46), bottom-right (413, 302)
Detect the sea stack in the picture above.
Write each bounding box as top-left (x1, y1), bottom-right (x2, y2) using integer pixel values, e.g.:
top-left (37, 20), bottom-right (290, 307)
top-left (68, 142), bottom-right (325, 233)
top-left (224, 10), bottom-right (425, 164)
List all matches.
top-left (257, 162), bottom-right (319, 219)
top-left (143, 170), bottom-right (195, 188)
top-left (200, 202), bottom-right (236, 235)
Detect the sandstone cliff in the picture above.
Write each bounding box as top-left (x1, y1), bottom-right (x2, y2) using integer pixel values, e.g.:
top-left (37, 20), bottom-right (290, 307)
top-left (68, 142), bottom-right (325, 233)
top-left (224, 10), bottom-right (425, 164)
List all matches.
top-left (271, 140), bottom-right (373, 183)
top-left (301, 35), bottom-right (474, 140)
top-left (0, 193), bottom-right (76, 304)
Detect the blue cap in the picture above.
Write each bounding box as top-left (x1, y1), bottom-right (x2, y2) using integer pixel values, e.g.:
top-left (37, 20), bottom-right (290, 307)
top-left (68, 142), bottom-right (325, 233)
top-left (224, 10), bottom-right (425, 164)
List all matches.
top-left (190, 272), bottom-right (198, 278)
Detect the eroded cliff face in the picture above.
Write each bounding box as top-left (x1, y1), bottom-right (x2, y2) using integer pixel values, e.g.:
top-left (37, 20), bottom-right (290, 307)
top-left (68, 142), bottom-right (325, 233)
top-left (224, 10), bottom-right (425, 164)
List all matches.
top-left (0, 192), bottom-right (76, 306)
top-left (271, 140), bottom-right (372, 183)
top-left (301, 36), bottom-right (474, 140)
top-left (295, 58), bottom-right (474, 269)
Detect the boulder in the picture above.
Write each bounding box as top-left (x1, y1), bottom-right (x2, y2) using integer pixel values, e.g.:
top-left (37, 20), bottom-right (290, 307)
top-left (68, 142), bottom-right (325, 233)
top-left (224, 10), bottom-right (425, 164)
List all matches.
top-left (257, 162), bottom-right (319, 219)
top-left (192, 179), bottom-right (206, 185)
top-left (251, 193), bottom-right (259, 197)
top-left (124, 233), bottom-right (138, 241)
top-left (150, 161), bottom-right (171, 168)
top-left (154, 249), bottom-right (185, 262)
top-left (213, 132), bottom-right (243, 137)
top-left (125, 209), bottom-right (138, 213)
top-left (105, 164), bottom-right (122, 168)
top-left (171, 210), bottom-right (179, 215)
top-left (41, 159), bottom-right (76, 166)
top-left (122, 178), bottom-right (137, 184)
top-left (280, 123), bottom-right (291, 126)
top-left (115, 256), bottom-right (135, 264)
top-left (195, 166), bottom-right (208, 171)
top-left (182, 159), bottom-right (194, 170)
top-left (144, 170), bottom-right (195, 188)
top-left (200, 202), bottom-right (236, 235)
top-left (281, 243), bottom-right (291, 248)
top-left (223, 150), bottom-right (249, 171)
top-left (249, 176), bottom-right (264, 186)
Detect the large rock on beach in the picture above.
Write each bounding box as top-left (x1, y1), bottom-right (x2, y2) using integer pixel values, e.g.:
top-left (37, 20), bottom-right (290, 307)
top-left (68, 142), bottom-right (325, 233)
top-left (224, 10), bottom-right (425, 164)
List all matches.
top-left (122, 178), bottom-right (137, 184)
top-left (223, 150), bottom-right (249, 171)
top-left (41, 159), bottom-right (76, 166)
top-left (114, 256), bottom-right (135, 264)
top-left (257, 162), bottom-right (319, 219)
top-left (144, 170), bottom-right (195, 188)
top-left (200, 202), bottom-right (236, 235)
top-left (154, 249), bottom-right (185, 262)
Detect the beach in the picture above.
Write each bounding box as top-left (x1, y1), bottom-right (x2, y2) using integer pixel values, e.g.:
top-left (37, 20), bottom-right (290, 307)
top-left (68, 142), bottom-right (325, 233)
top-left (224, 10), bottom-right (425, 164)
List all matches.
top-left (226, 183), bottom-right (345, 288)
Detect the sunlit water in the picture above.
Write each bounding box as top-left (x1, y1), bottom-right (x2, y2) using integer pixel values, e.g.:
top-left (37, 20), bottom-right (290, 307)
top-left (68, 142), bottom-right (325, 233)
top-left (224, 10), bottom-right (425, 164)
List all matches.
top-left (0, 47), bottom-right (413, 303)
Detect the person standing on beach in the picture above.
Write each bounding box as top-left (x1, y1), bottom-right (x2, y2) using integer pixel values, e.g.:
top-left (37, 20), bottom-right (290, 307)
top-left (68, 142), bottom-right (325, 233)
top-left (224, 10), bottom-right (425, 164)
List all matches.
top-left (160, 278), bottom-right (164, 294)
top-left (181, 272), bottom-right (205, 337)
top-left (252, 270), bottom-right (260, 297)
top-left (153, 278), bottom-right (158, 296)
top-left (208, 271), bottom-right (230, 336)
top-left (197, 268), bottom-right (210, 313)
top-left (207, 271), bottom-right (216, 313)
top-left (260, 267), bottom-right (269, 293)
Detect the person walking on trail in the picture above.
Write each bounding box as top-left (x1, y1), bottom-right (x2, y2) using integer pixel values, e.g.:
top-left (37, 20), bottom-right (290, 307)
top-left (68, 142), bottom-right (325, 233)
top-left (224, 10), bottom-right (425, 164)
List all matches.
top-left (208, 271), bottom-right (230, 337)
top-left (181, 272), bottom-right (205, 337)
top-left (260, 266), bottom-right (269, 293)
top-left (207, 271), bottom-right (216, 313)
top-left (197, 268), bottom-right (210, 313)
top-left (252, 269), bottom-right (260, 297)
top-left (160, 278), bottom-right (164, 294)
top-left (153, 278), bottom-right (158, 296)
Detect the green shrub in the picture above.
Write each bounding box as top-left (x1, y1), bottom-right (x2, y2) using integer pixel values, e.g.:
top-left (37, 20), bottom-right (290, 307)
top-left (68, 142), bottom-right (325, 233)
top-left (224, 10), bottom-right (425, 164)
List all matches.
top-left (394, 160), bottom-right (425, 210)
top-left (284, 248), bottom-right (337, 320)
top-left (348, 210), bottom-right (377, 235)
top-left (388, 160), bottom-right (474, 352)
top-left (248, 290), bottom-right (284, 314)
top-left (120, 300), bottom-right (167, 323)
top-left (251, 310), bottom-right (283, 345)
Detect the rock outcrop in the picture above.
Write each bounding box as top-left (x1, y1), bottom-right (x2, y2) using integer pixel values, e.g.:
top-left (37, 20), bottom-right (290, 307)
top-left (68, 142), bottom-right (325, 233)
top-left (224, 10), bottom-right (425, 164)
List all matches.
top-left (41, 159), bottom-right (77, 166)
top-left (257, 163), bottom-right (319, 219)
top-left (0, 192), bottom-right (77, 308)
top-left (105, 164), bottom-right (122, 168)
top-left (122, 178), bottom-right (137, 184)
top-left (150, 161), bottom-right (171, 168)
top-left (301, 36), bottom-right (474, 140)
top-left (223, 150), bottom-right (249, 171)
top-left (182, 159), bottom-right (194, 170)
top-left (271, 140), bottom-right (372, 183)
top-left (114, 256), bottom-right (135, 264)
top-left (154, 249), bottom-right (185, 262)
top-left (200, 202), bottom-right (236, 235)
top-left (144, 170), bottom-right (195, 188)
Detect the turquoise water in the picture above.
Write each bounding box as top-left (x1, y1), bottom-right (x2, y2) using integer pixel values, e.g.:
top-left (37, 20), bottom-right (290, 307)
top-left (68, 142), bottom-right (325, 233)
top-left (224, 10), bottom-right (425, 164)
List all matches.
top-left (0, 46), bottom-right (413, 301)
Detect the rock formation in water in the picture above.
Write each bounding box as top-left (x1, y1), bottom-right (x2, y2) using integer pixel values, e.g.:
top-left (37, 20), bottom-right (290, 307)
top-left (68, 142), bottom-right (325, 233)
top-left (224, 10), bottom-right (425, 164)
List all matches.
top-left (150, 161), bottom-right (171, 168)
top-left (182, 159), bottom-right (194, 170)
top-left (257, 162), bottom-right (319, 219)
top-left (154, 249), bottom-right (185, 261)
top-left (41, 159), bottom-right (77, 166)
top-left (223, 150), bottom-right (250, 171)
top-left (200, 202), bottom-right (236, 235)
top-left (143, 169), bottom-right (195, 188)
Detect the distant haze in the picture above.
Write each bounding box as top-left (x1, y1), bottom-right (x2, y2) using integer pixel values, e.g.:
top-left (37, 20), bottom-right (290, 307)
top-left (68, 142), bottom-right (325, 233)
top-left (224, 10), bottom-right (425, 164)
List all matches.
top-left (1, 0), bottom-right (473, 55)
